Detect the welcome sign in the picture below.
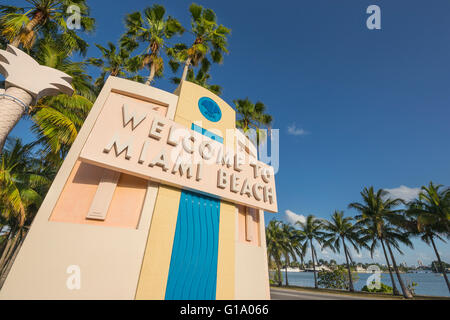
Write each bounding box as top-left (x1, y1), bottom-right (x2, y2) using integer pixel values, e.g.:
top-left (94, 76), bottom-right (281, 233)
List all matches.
top-left (80, 92), bottom-right (278, 212)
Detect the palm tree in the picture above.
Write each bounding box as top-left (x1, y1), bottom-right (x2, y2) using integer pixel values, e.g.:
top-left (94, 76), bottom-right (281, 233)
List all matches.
top-left (88, 42), bottom-right (144, 92)
top-left (171, 59), bottom-right (222, 95)
top-left (0, 138), bottom-right (51, 286)
top-left (266, 220), bottom-right (287, 286)
top-left (0, 44), bottom-right (74, 152)
top-left (26, 37), bottom-right (94, 162)
top-left (349, 187), bottom-right (413, 298)
top-left (406, 182), bottom-right (450, 292)
top-left (121, 4), bottom-right (184, 86)
top-left (323, 211), bottom-right (362, 292)
top-left (280, 223), bottom-right (299, 286)
top-left (0, 1), bottom-right (95, 55)
top-left (295, 215), bottom-right (326, 289)
top-left (167, 3), bottom-right (230, 82)
top-left (234, 98), bottom-right (273, 147)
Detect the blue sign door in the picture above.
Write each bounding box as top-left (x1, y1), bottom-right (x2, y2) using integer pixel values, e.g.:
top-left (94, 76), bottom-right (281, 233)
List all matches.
top-left (165, 190), bottom-right (221, 300)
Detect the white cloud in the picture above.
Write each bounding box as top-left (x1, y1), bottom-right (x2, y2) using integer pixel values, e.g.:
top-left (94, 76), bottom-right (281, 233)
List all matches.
top-left (384, 185), bottom-right (421, 203)
top-left (285, 210), bottom-right (307, 225)
top-left (351, 248), bottom-right (363, 259)
top-left (287, 124), bottom-right (309, 136)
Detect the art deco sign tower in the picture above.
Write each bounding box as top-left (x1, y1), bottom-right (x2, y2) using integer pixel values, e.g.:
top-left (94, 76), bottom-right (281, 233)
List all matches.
top-left (0, 74), bottom-right (278, 299)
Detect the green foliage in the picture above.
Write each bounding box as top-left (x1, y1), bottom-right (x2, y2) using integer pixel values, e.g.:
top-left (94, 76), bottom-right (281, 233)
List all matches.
top-left (171, 59), bottom-right (222, 95)
top-left (362, 282), bottom-right (393, 293)
top-left (0, 0), bottom-right (95, 55)
top-left (431, 260), bottom-right (450, 273)
top-left (167, 3), bottom-right (230, 80)
top-left (29, 38), bottom-right (95, 162)
top-left (121, 4), bottom-right (184, 84)
top-left (0, 138), bottom-right (52, 228)
top-left (269, 270), bottom-right (283, 286)
top-left (88, 41), bottom-right (144, 90)
top-left (234, 98), bottom-right (273, 146)
top-left (317, 267), bottom-right (348, 290)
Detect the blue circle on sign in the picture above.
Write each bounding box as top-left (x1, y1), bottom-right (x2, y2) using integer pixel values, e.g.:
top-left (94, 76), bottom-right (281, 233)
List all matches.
top-left (198, 97), bottom-right (222, 122)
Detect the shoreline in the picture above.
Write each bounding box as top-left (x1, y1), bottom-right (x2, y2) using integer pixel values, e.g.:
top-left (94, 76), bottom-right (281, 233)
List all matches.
top-left (270, 285), bottom-right (450, 300)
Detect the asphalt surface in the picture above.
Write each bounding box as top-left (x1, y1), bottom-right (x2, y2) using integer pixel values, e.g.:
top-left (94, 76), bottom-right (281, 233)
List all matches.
top-left (270, 287), bottom-right (389, 300)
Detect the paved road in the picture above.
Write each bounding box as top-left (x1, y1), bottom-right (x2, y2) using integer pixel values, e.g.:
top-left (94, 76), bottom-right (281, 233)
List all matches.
top-left (271, 287), bottom-right (390, 300)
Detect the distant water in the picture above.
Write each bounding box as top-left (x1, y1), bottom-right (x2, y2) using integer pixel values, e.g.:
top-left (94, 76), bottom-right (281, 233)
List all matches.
top-left (279, 271), bottom-right (450, 297)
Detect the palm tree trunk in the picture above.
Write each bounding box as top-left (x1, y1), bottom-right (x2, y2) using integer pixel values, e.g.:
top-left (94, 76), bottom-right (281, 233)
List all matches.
top-left (11, 11), bottom-right (44, 47)
top-left (386, 241), bottom-right (413, 298)
top-left (0, 231), bottom-right (19, 273)
top-left (0, 236), bottom-right (13, 269)
top-left (380, 239), bottom-right (400, 296)
top-left (276, 263), bottom-right (282, 287)
top-left (284, 256), bottom-right (290, 286)
top-left (145, 62), bottom-right (156, 86)
top-left (0, 87), bottom-right (33, 152)
top-left (0, 231), bottom-right (20, 274)
top-left (429, 236), bottom-right (450, 293)
top-left (284, 265), bottom-right (289, 286)
top-left (342, 238), bottom-right (354, 292)
top-left (0, 229), bottom-right (25, 288)
top-left (310, 239), bottom-right (318, 289)
top-left (181, 57), bottom-right (192, 82)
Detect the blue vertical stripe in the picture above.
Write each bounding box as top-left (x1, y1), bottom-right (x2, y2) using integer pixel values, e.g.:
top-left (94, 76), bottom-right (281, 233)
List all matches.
top-left (165, 191), bottom-right (221, 300)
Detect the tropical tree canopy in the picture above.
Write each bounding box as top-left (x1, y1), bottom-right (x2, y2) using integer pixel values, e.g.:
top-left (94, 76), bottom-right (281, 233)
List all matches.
top-left (121, 4), bottom-right (184, 85)
top-left (0, 138), bottom-right (51, 228)
top-left (0, 0), bottom-right (95, 55)
top-left (167, 3), bottom-right (230, 82)
top-left (30, 37), bottom-right (95, 162)
top-left (407, 182), bottom-right (450, 237)
top-left (171, 58), bottom-right (222, 95)
top-left (88, 41), bottom-right (144, 90)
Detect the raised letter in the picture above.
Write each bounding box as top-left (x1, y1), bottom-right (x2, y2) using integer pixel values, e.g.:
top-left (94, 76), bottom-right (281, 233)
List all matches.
top-left (234, 153), bottom-right (244, 172)
top-left (217, 169), bottom-right (228, 189)
top-left (216, 148), bottom-right (233, 168)
top-left (149, 149), bottom-right (169, 171)
top-left (149, 116), bottom-right (166, 140)
top-left (252, 183), bottom-right (263, 201)
top-left (240, 179), bottom-right (252, 198)
top-left (263, 186), bottom-right (274, 204)
top-left (172, 155), bottom-right (193, 178)
top-left (230, 174), bottom-right (240, 193)
top-left (103, 134), bottom-right (133, 160)
top-left (122, 104), bottom-right (146, 130)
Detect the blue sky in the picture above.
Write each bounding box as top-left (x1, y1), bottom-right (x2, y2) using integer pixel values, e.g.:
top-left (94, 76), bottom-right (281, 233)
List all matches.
top-left (6, 0), bottom-right (450, 266)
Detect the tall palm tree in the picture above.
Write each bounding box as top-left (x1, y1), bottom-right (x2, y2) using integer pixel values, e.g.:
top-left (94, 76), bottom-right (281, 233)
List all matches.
top-left (0, 138), bottom-right (51, 286)
top-left (171, 59), bottom-right (222, 95)
top-left (26, 37), bottom-right (94, 162)
top-left (406, 182), bottom-right (450, 292)
top-left (323, 211), bottom-right (362, 292)
top-left (266, 220), bottom-right (287, 286)
top-left (280, 222), bottom-right (299, 286)
top-left (295, 215), bottom-right (326, 289)
top-left (167, 3), bottom-right (230, 82)
top-left (349, 187), bottom-right (413, 298)
top-left (358, 222), bottom-right (399, 295)
top-left (88, 42), bottom-right (144, 92)
top-left (0, 1), bottom-right (95, 55)
top-left (121, 4), bottom-right (184, 86)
